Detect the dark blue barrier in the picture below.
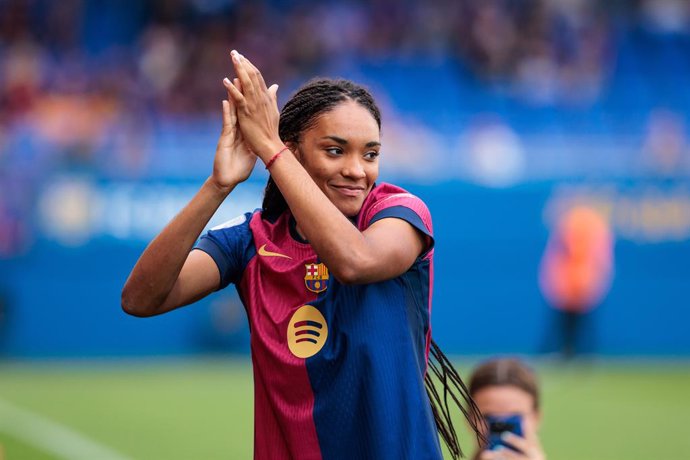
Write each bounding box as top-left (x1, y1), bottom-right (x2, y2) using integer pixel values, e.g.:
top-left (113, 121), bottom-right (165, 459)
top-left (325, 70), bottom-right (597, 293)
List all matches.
top-left (1, 179), bottom-right (688, 357)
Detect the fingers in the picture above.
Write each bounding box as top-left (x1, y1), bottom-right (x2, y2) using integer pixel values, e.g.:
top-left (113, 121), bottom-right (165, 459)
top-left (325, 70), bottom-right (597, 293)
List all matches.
top-left (498, 450), bottom-right (523, 460)
top-left (220, 99), bottom-right (241, 145)
top-left (501, 431), bottom-right (533, 453)
top-left (501, 433), bottom-right (528, 453)
top-left (221, 100), bottom-right (232, 133)
top-left (268, 84), bottom-right (279, 105)
top-left (230, 50), bottom-right (255, 98)
top-left (223, 76), bottom-right (246, 110)
top-left (223, 76), bottom-right (236, 103)
top-left (225, 52), bottom-right (280, 124)
top-left (500, 433), bottom-right (544, 460)
top-left (240, 53), bottom-right (268, 91)
top-left (230, 49), bottom-right (273, 105)
top-left (481, 447), bottom-right (524, 460)
top-left (479, 450), bottom-right (522, 460)
top-left (479, 451), bottom-right (498, 460)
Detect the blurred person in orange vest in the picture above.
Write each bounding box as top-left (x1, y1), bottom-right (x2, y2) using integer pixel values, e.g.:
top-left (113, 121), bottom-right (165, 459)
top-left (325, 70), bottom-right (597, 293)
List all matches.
top-left (539, 206), bottom-right (614, 359)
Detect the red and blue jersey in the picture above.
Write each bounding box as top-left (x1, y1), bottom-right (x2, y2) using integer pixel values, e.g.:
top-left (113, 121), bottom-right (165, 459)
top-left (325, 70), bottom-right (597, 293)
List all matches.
top-left (195, 183), bottom-right (441, 459)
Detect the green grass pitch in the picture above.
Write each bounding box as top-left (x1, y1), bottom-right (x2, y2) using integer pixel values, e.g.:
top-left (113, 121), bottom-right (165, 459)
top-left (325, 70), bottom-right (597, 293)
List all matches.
top-left (0, 358), bottom-right (688, 459)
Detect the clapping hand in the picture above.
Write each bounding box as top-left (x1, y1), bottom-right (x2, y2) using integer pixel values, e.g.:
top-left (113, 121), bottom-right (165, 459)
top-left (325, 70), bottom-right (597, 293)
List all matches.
top-left (210, 78), bottom-right (257, 191)
top-left (223, 50), bottom-right (283, 164)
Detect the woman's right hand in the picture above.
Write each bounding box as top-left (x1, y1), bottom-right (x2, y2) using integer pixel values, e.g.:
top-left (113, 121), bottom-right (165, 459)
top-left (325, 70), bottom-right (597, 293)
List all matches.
top-left (479, 432), bottom-right (546, 460)
top-left (223, 50), bottom-right (283, 164)
top-left (211, 82), bottom-right (258, 192)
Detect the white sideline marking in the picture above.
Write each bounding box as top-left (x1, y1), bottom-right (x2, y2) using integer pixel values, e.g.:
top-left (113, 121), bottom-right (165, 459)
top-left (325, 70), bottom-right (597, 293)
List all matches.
top-left (0, 398), bottom-right (131, 460)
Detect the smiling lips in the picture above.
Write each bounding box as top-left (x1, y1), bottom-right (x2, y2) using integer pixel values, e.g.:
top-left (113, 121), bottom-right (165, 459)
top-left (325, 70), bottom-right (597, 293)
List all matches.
top-left (330, 184), bottom-right (366, 197)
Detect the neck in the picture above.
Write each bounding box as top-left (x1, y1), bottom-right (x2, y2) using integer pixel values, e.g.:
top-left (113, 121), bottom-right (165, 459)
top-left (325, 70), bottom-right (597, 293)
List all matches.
top-left (295, 223), bottom-right (307, 240)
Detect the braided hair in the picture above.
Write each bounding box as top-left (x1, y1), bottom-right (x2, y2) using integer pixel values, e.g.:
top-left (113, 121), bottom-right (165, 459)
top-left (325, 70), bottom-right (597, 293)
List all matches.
top-left (261, 78), bottom-right (381, 221)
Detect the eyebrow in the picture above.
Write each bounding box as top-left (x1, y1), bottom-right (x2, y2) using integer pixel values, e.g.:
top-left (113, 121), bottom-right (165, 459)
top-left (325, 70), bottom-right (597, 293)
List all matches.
top-left (320, 135), bottom-right (381, 148)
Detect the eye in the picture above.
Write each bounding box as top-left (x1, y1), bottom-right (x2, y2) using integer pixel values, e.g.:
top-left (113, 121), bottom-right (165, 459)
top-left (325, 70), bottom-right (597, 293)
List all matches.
top-left (325, 147), bottom-right (343, 156)
top-left (364, 150), bottom-right (380, 161)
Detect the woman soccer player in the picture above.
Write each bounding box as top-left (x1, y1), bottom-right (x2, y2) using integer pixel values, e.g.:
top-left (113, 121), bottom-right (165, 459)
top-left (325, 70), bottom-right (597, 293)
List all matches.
top-left (122, 50), bottom-right (480, 459)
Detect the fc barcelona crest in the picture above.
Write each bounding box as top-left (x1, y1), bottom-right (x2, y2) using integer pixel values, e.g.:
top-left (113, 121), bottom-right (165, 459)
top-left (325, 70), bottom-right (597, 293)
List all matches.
top-left (304, 263), bottom-right (329, 293)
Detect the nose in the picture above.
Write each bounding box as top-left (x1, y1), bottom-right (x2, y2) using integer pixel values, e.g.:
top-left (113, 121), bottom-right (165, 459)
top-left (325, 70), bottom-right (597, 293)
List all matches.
top-left (341, 155), bottom-right (366, 179)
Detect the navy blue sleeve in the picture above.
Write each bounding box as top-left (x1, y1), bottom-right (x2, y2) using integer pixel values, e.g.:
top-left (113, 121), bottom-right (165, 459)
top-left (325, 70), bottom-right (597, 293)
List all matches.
top-left (368, 205), bottom-right (435, 250)
top-left (194, 211), bottom-right (256, 289)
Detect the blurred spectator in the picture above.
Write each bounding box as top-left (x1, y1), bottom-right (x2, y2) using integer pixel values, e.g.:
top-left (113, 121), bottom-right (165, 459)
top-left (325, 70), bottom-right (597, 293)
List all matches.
top-left (639, 0), bottom-right (690, 35)
top-left (380, 109), bottom-right (446, 180)
top-left (469, 358), bottom-right (546, 460)
top-left (641, 109), bottom-right (690, 176)
top-left (1, 36), bottom-right (45, 117)
top-left (0, 175), bottom-right (32, 258)
top-left (463, 116), bottom-right (525, 187)
top-left (453, 0), bottom-right (611, 106)
top-left (539, 206), bottom-right (614, 359)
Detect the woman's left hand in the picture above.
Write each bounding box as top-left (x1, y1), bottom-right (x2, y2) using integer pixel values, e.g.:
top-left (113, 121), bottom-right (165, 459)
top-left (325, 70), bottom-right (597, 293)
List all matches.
top-left (223, 50), bottom-right (283, 164)
top-left (210, 82), bottom-right (257, 190)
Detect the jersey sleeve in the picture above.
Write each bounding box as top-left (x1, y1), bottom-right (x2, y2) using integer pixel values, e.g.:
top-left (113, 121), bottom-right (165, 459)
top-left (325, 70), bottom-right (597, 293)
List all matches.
top-left (363, 189), bottom-right (434, 250)
top-left (194, 211), bottom-right (256, 289)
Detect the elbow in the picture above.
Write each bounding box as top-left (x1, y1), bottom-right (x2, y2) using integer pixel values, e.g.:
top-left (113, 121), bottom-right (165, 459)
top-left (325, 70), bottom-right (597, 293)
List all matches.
top-left (329, 256), bottom-right (372, 285)
top-left (121, 287), bottom-right (158, 318)
top-left (332, 267), bottom-right (362, 285)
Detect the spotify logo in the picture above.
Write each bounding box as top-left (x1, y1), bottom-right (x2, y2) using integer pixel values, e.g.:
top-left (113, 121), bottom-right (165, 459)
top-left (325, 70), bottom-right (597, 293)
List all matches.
top-left (287, 305), bottom-right (328, 358)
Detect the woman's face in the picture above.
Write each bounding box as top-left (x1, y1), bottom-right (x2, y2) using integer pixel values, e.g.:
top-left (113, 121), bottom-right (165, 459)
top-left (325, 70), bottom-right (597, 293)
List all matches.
top-left (473, 385), bottom-right (541, 441)
top-left (293, 100), bottom-right (381, 217)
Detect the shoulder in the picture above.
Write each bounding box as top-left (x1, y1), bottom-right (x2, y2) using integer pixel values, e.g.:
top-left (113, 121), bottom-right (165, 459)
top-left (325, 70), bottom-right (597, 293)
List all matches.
top-left (206, 210), bottom-right (257, 242)
top-left (197, 209), bottom-right (261, 262)
top-left (358, 182), bottom-right (432, 233)
top-left (194, 210), bottom-right (261, 288)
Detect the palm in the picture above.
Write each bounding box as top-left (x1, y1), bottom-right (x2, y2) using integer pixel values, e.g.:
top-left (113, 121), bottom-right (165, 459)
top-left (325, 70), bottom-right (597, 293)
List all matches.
top-left (213, 98), bottom-right (257, 188)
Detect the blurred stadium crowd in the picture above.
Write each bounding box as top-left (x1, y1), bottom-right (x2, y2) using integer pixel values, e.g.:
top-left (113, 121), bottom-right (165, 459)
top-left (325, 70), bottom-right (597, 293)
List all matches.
top-left (1, 0), bottom-right (689, 254)
top-left (1, 0), bottom-right (616, 118)
top-left (2, 0), bottom-right (689, 172)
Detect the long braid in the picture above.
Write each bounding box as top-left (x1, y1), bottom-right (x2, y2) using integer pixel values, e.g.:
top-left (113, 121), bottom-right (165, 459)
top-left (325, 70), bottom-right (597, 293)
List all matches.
top-left (425, 339), bottom-right (488, 458)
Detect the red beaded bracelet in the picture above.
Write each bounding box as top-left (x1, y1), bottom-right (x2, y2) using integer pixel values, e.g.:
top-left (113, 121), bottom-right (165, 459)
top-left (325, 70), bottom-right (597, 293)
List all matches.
top-left (265, 146), bottom-right (289, 170)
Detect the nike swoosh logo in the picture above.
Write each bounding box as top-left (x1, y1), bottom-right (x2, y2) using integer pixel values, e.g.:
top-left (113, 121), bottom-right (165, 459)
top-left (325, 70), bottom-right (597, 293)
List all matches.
top-left (258, 244), bottom-right (292, 259)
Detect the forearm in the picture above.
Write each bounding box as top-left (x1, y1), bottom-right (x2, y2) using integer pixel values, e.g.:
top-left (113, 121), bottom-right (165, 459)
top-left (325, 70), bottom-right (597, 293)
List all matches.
top-left (121, 177), bottom-right (233, 314)
top-left (267, 151), bottom-right (371, 280)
